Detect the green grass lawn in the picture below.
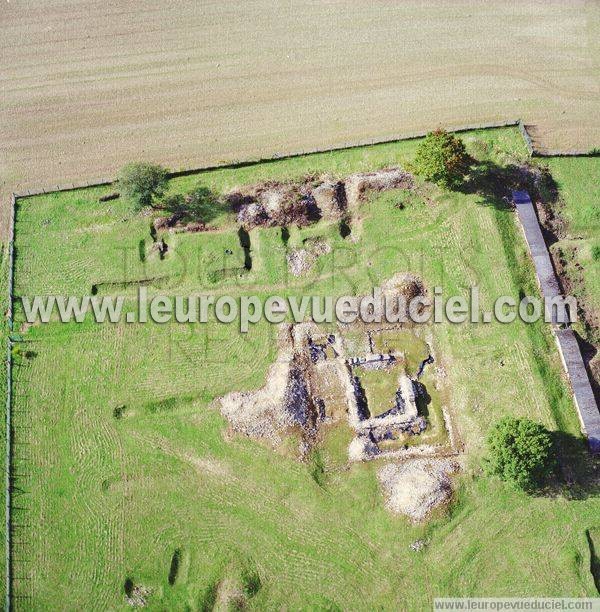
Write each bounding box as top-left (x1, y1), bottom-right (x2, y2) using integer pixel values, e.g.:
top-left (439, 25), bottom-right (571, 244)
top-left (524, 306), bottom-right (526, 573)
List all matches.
top-left (371, 329), bottom-right (430, 377)
top-left (354, 365), bottom-right (401, 418)
top-left (0, 241), bottom-right (8, 608)
top-left (545, 157), bottom-right (600, 345)
top-left (8, 127), bottom-right (600, 610)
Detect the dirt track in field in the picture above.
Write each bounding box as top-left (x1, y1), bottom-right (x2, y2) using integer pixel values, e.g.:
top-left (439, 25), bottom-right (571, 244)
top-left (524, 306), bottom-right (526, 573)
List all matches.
top-left (1, 0), bottom-right (599, 231)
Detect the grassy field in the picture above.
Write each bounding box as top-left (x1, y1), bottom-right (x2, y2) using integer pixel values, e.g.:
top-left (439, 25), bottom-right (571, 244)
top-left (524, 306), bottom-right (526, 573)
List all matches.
top-left (354, 365), bottom-right (402, 418)
top-left (0, 242), bottom-right (8, 608)
top-left (8, 127), bottom-right (600, 609)
top-left (545, 158), bottom-right (600, 341)
top-left (2, 0), bottom-right (599, 232)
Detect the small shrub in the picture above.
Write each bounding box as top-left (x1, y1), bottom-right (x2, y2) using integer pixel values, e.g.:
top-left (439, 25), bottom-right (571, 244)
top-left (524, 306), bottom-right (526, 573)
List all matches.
top-left (414, 129), bottom-right (471, 188)
top-left (485, 416), bottom-right (556, 491)
top-left (186, 184), bottom-right (219, 221)
top-left (592, 245), bottom-right (600, 261)
top-left (159, 183), bottom-right (220, 223)
top-left (117, 162), bottom-right (169, 209)
top-left (161, 193), bottom-right (186, 216)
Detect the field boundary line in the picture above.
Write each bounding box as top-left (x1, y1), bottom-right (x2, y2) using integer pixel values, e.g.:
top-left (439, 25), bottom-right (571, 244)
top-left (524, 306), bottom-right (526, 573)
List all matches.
top-left (4, 193), bottom-right (16, 611)
top-left (13, 121), bottom-right (522, 197)
top-left (12, 121), bottom-right (597, 200)
top-left (512, 190), bottom-right (600, 453)
top-left (518, 121), bottom-right (535, 156)
top-left (517, 121), bottom-right (597, 157)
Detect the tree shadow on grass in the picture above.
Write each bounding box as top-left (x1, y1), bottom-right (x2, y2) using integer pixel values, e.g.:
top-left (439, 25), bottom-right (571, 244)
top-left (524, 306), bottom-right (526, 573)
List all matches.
top-left (161, 183), bottom-right (230, 224)
top-left (586, 529), bottom-right (600, 594)
top-left (458, 160), bottom-right (559, 211)
top-left (537, 430), bottom-right (600, 501)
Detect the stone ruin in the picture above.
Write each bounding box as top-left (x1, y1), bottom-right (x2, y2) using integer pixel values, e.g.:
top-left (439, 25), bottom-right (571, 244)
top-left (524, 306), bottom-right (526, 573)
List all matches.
top-left (345, 353), bottom-right (428, 462)
top-left (219, 318), bottom-right (433, 462)
top-left (218, 318), bottom-right (458, 521)
top-left (229, 167), bottom-right (413, 230)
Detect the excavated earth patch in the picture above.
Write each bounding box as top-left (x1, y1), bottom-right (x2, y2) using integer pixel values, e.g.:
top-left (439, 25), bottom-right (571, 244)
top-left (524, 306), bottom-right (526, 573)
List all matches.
top-left (377, 458), bottom-right (458, 522)
top-left (230, 167), bottom-right (412, 230)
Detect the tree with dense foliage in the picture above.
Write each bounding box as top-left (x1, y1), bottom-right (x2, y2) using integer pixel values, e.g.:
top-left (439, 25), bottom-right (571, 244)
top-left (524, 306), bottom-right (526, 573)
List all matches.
top-left (117, 162), bottom-right (169, 209)
top-left (185, 184), bottom-right (221, 221)
top-left (160, 183), bottom-right (221, 222)
top-left (485, 416), bottom-right (556, 491)
top-left (414, 129), bottom-right (471, 188)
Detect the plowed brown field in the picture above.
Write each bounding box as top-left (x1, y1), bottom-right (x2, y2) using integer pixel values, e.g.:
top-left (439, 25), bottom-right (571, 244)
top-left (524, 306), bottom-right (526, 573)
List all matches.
top-left (1, 0), bottom-right (599, 232)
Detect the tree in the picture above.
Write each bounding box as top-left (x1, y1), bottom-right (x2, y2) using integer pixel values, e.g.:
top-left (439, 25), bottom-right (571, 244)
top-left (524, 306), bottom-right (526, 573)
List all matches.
top-left (184, 184), bottom-right (220, 221)
top-left (117, 162), bottom-right (169, 209)
top-left (485, 417), bottom-right (556, 491)
top-left (414, 129), bottom-right (471, 188)
top-left (160, 184), bottom-right (220, 222)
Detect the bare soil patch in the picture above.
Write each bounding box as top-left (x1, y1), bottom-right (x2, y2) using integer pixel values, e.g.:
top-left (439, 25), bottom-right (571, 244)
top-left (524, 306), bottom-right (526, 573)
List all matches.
top-left (378, 458), bottom-right (458, 522)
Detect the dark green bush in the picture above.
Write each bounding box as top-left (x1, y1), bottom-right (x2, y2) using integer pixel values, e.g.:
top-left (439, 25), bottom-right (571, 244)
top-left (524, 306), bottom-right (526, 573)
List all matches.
top-left (485, 416), bottom-right (556, 491)
top-left (414, 129), bottom-right (471, 188)
top-left (117, 162), bottom-right (169, 209)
